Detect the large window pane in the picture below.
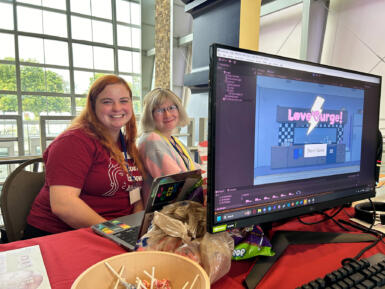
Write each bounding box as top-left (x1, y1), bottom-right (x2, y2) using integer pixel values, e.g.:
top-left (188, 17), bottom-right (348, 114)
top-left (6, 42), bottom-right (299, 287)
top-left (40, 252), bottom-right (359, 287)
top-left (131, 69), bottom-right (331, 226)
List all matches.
top-left (17, 6), bottom-right (43, 34)
top-left (20, 66), bottom-right (69, 93)
top-left (20, 66), bottom-right (47, 92)
top-left (119, 74), bottom-right (133, 87)
top-left (0, 140), bottom-right (18, 183)
top-left (73, 44), bottom-right (93, 69)
top-left (0, 142), bottom-right (17, 157)
top-left (91, 0), bottom-right (112, 19)
top-left (0, 119), bottom-right (17, 138)
top-left (132, 27), bottom-right (141, 49)
top-left (23, 119), bottom-right (40, 155)
top-left (20, 66), bottom-right (69, 92)
top-left (119, 74), bottom-right (141, 113)
top-left (116, 0), bottom-right (131, 24)
top-left (18, 0), bottom-right (66, 10)
top-left (42, 0), bottom-right (66, 10)
top-left (93, 47), bottom-right (114, 70)
top-left (0, 94), bottom-right (17, 113)
top-left (75, 97), bottom-right (87, 114)
top-left (45, 68), bottom-right (70, 93)
top-left (22, 95), bottom-right (71, 116)
top-left (117, 25), bottom-right (132, 47)
top-left (44, 39), bottom-right (69, 66)
top-left (118, 50), bottom-right (132, 73)
top-left (71, 16), bottom-right (92, 42)
top-left (0, 33), bottom-right (15, 60)
top-left (22, 95), bottom-right (43, 118)
top-left (0, 65), bottom-right (17, 91)
top-left (19, 36), bottom-right (44, 63)
top-left (0, 0), bottom-right (142, 159)
top-left (131, 2), bottom-right (141, 25)
top-left (0, 3), bottom-right (13, 30)
top-left (70, 0), bottom-right (91, 15)
top-left (26, 136), bottom-right (42, 155)
top-left (45, 119), bottom-right (72, 137)
top-left (18, 0), bottom-right (41, 5)
top-left (92, 20), bottom-right (113, 44)
top-left (132, 76), bottom-right (141, 97)
top-left (133, 51), bottom-right (141, 73)
top-left (119, 74), bottom-right (140, 98)
top-left (43, 10), bottom-right (67, 37)
top-left (133, 100), bottom-right (141, 114)
top-left (74, 70), bottom-right (95, 94)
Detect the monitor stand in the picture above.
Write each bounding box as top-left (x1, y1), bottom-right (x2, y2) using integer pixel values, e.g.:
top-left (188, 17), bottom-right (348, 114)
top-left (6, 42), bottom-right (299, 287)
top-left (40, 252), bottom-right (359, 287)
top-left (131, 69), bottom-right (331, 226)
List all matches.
top-left (243, 230), bottom-right (377, 289)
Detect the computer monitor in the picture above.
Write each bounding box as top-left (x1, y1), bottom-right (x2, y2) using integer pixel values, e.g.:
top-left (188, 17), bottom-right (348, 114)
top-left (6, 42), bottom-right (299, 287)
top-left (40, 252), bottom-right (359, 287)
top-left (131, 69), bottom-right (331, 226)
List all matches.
top-left (207, 43), bottom-right (382, 234)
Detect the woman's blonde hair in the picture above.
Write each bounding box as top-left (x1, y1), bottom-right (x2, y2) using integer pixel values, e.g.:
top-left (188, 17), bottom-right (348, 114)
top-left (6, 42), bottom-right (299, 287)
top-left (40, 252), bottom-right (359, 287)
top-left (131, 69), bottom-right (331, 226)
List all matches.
top-left (68, 74), bottom-right (143, 174)
top-left (140, 88), bottom-right (189, 133)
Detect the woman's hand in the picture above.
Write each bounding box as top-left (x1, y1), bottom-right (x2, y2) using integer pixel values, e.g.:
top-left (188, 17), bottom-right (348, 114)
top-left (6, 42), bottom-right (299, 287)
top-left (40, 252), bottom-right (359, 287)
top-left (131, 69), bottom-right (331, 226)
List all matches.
top-left (133, 199), bottom-right (144, 212)
top-left (49, 185), bottom-right (107, 229)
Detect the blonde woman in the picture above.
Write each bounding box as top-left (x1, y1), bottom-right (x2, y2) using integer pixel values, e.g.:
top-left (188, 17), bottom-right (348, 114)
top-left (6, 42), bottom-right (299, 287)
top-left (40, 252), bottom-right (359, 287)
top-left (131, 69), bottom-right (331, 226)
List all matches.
top-left (138, 88), bottom-right (201, 201)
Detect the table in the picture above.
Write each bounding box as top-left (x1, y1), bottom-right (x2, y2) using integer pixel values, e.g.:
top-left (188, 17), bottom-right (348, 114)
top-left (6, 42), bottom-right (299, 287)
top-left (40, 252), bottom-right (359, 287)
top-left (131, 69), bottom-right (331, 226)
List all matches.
top-left (0, 207), bottom-right (384, 289)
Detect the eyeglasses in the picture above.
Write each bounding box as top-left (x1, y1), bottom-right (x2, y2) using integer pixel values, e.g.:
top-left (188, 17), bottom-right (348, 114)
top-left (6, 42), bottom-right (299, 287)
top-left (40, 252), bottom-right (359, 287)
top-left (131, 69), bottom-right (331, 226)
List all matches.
top-left (153, 105), bottom-right (178, 115)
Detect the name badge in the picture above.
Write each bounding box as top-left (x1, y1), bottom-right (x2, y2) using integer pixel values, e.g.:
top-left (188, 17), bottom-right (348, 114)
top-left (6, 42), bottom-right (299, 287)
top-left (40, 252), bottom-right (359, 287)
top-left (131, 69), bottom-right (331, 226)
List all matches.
top-left (129, 187), bottom-right (141, 204)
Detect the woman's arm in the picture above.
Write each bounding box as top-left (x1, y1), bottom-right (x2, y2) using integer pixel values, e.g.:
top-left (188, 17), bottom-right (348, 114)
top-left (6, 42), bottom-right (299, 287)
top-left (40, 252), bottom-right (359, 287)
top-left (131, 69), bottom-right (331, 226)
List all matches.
top-left (49, 185), bottom-right (106, 228)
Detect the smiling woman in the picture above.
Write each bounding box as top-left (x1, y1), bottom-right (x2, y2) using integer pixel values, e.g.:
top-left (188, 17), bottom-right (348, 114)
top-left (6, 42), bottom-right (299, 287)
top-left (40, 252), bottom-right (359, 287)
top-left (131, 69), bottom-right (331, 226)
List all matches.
top-left (95, 83), bottom-right (133, 140)
top-left (138, 88), bottom-right (202, 203)
top-left (23, 75), bottom-right (145, 239)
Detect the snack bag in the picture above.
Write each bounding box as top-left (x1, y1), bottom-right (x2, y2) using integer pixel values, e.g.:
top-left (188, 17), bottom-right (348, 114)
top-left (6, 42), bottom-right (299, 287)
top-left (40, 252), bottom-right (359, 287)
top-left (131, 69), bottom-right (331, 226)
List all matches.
top-left (200, 231), bottom-right (234, 284)
top-left (136, 201), bottom-right (234, 284)
top-left (229, 225), bottom-right (274, 260)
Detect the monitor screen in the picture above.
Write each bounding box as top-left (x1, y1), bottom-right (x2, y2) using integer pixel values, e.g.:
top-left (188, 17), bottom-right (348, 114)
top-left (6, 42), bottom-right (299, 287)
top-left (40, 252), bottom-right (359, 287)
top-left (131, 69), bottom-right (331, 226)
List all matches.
top-left (207, 43), bottom-right (382, 233)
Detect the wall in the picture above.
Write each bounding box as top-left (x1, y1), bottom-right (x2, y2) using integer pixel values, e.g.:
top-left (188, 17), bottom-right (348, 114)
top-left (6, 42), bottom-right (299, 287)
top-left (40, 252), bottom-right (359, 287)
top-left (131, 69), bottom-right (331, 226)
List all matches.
top-left (172, 1), bottom-right (193, 100)
top-left (258, 0), bottom-right (385, 129)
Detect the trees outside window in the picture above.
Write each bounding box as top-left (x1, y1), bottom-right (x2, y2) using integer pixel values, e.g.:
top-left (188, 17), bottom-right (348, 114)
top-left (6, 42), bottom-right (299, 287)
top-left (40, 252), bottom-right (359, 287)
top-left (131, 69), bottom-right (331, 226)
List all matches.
top-left (0, 0), bottom-right (142, 159)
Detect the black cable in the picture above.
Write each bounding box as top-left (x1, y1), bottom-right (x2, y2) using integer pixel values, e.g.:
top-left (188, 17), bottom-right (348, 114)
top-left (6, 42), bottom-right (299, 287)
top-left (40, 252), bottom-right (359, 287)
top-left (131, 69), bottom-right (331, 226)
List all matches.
top-left (367, 198), bottom-right (376, 231)
top-left (341, 235), bottom-right (383, 265)
top-left (338, 206), bottom-right (385, 266)
top-left (321, 213), bottom-right (349, 231)
top-left (297, 206), bottom-right (344, 225)
top-left (353, 237), bottom-right (382, 260)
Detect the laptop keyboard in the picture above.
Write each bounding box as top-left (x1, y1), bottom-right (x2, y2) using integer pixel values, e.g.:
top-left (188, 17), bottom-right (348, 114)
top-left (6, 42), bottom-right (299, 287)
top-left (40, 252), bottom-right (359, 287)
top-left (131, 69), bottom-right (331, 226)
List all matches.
top-left (115, 226), bottom-right (140, 246)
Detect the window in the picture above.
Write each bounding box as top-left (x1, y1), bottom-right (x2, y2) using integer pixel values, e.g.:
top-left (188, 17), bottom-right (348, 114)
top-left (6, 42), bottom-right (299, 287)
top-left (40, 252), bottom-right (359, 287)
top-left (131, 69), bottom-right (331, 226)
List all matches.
top-left (0, 0), bottom-right (142, 159)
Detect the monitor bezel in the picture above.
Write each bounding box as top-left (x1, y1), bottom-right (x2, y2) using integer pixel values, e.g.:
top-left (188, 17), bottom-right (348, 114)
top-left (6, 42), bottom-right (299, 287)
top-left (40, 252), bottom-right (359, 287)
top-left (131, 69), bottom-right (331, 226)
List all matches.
top-left (207, 43), bottom-right (381, 233)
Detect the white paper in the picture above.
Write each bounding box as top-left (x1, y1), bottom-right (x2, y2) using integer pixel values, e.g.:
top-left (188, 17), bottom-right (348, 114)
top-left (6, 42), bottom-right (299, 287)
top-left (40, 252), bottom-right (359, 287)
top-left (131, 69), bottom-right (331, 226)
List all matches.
top-left (349, 217), bottom-right (385, 234)
top-left (0, 245), bottom-right (51, 289)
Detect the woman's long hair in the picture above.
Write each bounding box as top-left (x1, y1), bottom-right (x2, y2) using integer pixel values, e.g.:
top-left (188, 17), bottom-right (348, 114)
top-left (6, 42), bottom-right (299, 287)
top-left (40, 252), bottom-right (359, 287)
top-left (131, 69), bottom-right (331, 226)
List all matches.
top-left (69, 74), bottom-right (143, 174)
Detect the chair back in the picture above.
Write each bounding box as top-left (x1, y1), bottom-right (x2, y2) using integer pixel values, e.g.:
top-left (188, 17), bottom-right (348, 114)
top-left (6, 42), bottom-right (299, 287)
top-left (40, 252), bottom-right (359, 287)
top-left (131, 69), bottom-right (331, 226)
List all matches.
top-left (1, 158), bottom-right (45, 242)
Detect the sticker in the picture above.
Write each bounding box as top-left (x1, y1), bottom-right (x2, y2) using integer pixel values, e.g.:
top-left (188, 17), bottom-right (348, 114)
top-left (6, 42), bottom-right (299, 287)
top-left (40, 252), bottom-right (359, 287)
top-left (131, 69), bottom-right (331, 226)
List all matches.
top-left (130, 187), bottom-right (141, 204)
top-left (111, 220), bottom-right (130, 229)
top-left (213, 224), bottom-right (227, 233)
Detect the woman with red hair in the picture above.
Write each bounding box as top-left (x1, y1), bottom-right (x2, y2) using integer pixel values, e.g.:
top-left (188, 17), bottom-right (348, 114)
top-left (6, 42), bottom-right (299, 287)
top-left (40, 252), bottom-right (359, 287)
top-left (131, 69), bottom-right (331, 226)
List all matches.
top-left (24, 75), bottom-right (144, 238)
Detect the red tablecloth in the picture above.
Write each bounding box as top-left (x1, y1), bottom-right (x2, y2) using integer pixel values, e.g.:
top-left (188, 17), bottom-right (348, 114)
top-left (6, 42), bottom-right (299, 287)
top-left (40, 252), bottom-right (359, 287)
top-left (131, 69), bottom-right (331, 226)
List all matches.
top-left (0, 207), bottom-right (383, 289)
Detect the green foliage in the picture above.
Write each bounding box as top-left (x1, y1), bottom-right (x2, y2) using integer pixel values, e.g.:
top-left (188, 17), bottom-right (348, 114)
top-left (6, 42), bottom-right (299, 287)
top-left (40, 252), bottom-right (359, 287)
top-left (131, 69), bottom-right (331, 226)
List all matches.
top-left (22, 95), bottom-right (70, 117)
top-left (90, 73), bottom-right (106, 85)
top-left (0, 63), bottom-right (17, 91)
top-left (0, 59), bottom-right (70, 118)
top-left (132, 76), bottom-right (141, 97)
top-left (0, 94), bottom-right (17, 112)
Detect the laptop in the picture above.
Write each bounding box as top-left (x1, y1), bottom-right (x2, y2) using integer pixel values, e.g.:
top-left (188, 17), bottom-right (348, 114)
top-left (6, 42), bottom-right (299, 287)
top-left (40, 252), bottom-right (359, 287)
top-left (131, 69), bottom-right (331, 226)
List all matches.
top-left (91, 169), bottom-right (202, 251)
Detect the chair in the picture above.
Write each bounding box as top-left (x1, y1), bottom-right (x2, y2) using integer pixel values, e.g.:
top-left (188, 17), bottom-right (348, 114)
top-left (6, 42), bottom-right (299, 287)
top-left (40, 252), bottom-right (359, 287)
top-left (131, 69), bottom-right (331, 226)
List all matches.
top-left (0, 158), bottom-right (45, 242)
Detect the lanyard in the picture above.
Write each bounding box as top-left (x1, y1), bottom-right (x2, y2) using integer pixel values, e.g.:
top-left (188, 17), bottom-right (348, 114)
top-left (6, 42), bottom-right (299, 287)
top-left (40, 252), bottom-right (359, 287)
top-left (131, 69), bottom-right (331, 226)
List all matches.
top-left (119, 130), bottom-right (135, 181)
top-left (156, 131), bottom-right (195, 170)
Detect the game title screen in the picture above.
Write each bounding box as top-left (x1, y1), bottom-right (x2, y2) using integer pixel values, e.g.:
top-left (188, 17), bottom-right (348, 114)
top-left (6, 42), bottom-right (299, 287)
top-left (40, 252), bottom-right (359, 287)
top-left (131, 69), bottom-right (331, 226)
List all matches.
top-left (253, 75), bottom-right (364, 185)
